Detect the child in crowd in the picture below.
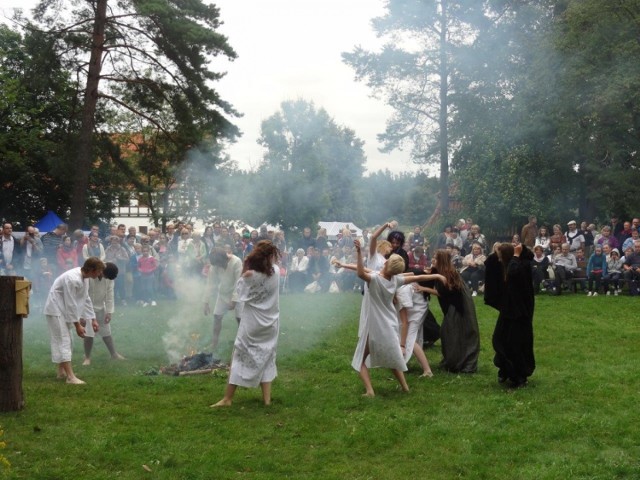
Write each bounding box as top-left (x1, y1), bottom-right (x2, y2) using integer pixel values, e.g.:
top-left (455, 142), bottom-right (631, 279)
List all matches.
top-left (138, 245), bottom-right (158, 306)
top-left (586, 244), bottom-right (607, 296)
top-left (604, 248), bottom-right (623, 295)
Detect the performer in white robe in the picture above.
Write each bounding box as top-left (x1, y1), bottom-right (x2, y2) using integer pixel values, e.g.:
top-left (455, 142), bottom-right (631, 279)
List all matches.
top-left (83, 262), bottom-right (126, 365)
top-left (351, 240), bottom-right (445, 397)
top-left (43, 257), bottom-right (105, 384)
top-left (402, 286), bottom-right (436, 377)
top-left (204, 248), bottom-right (243, 350)
top-left (213, 240), bottom-right (281, 407)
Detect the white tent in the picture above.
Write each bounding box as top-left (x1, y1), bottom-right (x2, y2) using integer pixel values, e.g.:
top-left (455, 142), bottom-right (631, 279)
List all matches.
top-left (317, 221), bottom-right (362, 240)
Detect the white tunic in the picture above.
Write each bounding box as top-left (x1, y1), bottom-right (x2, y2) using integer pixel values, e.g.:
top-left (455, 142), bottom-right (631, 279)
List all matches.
top-left (357, 252), bottom-right (387, 338)
top-left (402, 290), bottom-right (429, 363)
top-left (205, 255), bottom-right (242, 316)
top-left (352, 273), bottom-right (407, 372)
top-left (43, 267), bottom-right (95, 363)
top-left (228, 267), bottom-right (280, 388)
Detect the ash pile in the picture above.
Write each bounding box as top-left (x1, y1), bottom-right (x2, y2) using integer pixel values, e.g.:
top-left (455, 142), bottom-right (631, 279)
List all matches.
top-left (159, 352), bottom-right (228, 376)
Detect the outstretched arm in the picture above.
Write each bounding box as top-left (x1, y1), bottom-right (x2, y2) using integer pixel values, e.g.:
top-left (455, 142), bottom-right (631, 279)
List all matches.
top-left (403, 273), bottom-right (446, 286)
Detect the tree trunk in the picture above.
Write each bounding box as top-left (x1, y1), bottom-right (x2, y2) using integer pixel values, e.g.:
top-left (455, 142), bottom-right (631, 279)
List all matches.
top-left (69, 0), bottom-right (108, 230)
top-left (0, 277), bottom-right (25, 411)
top-left (438, 0), bottom-right (450, 214)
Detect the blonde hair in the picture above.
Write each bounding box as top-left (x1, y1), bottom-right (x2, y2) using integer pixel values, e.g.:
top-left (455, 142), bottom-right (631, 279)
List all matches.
top-left (385, 254), bottom-right (405, 276)
top-left (377, 240), bottom-right (391, 254)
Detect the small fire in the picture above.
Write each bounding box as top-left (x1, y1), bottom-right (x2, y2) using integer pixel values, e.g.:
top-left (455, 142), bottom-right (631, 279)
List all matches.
top-left (188, 333), bottom-right (201, 356)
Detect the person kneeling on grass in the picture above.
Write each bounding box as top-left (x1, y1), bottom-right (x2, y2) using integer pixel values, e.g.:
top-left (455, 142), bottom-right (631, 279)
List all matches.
top-left (43, 256), bottom-right (104, 384)
top-left (212, 240), bottom-right (281, 407)
top-left (83, 262), bottom-right (126, 365)
top-left (351, 239), bottom-right (445, 397)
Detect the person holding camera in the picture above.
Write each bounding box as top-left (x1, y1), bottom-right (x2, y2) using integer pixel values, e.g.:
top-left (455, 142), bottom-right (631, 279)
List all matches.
top-left (20, 225), bottom-right (43, 278)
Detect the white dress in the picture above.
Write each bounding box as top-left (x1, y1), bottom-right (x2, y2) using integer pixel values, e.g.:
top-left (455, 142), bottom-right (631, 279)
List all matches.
top-left (228, 267), bottom-right (280, 388)
top-left (352, 273), bottom-right (407, 372)
top-left (357, 252), bottom-right (387, 338)
top-left (402, 289), bottom-right (429, 363)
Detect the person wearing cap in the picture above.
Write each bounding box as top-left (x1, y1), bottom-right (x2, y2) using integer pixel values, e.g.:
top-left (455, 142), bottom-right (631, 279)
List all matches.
top-left (604, 248), bottom-right (624, 295)
top-left (565, 220), bottom-right (585, 253)
top-left (550, 243), bottom-right (578, 295)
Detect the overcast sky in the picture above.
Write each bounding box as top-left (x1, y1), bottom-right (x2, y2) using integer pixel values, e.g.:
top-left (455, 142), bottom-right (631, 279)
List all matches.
top-left (2, 0), bottom-right (417, 174)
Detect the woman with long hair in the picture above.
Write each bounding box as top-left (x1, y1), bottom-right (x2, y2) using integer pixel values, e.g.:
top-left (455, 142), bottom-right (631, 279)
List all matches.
top-left (430, 249), bottom-right (480, 373)
top-left (213, 240), bottom-right (281, 407)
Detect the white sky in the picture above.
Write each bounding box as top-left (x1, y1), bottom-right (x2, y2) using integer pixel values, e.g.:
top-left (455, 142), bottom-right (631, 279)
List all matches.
top-left (2, 0), bottom-right (418, 174)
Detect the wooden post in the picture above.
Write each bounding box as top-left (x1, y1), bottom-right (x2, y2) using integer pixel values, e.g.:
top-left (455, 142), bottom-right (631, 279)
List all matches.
top-left (0, 276), bottom-right (25, 411)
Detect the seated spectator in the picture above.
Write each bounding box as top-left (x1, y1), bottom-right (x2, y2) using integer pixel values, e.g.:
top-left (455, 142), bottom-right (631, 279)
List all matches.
top-left (586, 244), bottom-right (607, 296)
top-left (551, 243), bottom-right (578, 295)
top-left (463, 224), bottom-right (486, 253)
top-left (621, 227), bottom-right (638, 253)
top-left (622, 240), bottom-right (640, 294)
top-left (288, 248), bottom-right (309, 293)
top-left (460, 242), bottom-right (486, 296)
top-left (408, 225), bottom-right (425, 250)
top-left (408, 246), bottom-right (429, 271)
top-left (604, 248), bottom-right (623, 295)
top-left (307, 247), bottom-right (331, 292)
top-left (531, 245), bottom-right (549, 293)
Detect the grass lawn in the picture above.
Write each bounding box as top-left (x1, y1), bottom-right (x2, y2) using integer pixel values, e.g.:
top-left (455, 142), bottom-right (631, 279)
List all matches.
top-left (1, 290), bottom-right (639, 479)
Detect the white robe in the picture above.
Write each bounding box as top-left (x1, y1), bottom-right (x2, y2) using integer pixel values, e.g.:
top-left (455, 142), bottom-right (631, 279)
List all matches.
top-left (352, 273), bottom-right (407, 372)
top-left (228, 267), bottom-right (280, 388)
top-left (43, 267), bottom-right (95, 363)
top-left (402, 290), bottom-right (429, 363)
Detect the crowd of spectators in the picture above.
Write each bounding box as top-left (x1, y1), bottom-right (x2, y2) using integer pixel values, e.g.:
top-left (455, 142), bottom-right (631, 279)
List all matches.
top-left (3, 214), bottom-right (640, 307)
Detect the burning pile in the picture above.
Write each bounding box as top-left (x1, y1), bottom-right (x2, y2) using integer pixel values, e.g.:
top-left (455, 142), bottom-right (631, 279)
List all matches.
top-left (159, 352), bottom-right (228, 376)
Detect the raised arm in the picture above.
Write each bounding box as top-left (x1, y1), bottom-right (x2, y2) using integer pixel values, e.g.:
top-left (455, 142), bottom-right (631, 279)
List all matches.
top-left (369, 222), bottom-right (392, 258)
top-left (355, 240), bottom-right (371, 283)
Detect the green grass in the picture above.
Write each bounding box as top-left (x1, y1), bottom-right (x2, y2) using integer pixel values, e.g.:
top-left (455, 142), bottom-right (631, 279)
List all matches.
top-left (1, 291), bottom-right (639, 479)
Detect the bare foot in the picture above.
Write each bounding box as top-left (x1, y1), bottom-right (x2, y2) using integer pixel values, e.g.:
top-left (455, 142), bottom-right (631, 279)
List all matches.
top-left (57, 367), bottom-right (67, 379)
top-left (111, 353), bottom-right (126, 360)
top-left (66, 377), bottom-right (86, 385)
top-left (420, 371), bottom-right (434, 378)
top-left (362, 392), bottom-right (375, 398)
top-left (82, 358), bottom-right (91, 366)
top-left (210, 399), bottom-right (232, 408)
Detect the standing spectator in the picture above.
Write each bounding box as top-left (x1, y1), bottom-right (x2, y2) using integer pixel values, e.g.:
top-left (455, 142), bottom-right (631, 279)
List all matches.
top-left (0, 222), bottom-right (22, 276)
top-left (20, 225), bottom-right (43, 279)
top-left (41, 223), bottom-right (68, 275)
top-left (408, 225), bottom-right (425, 250)
top-left (203, 247), bottom-right (243, 351)
top-left (565, 220), bottom-right (585, 253)
top-left (56, 235), bottom-right (78, 272)
top-left (464, 224), bottom-right (487, 253)
top-left (43, 257), bottom-right (104, 384)
top-left (297, 227), bottom-right (316, 252)
top-left (315, 227), bottom-right (330, 252)
top-left (82, 231), bottom-right (106, 261)
top-left (137, 245), bottom-right (158, 306)
top-left (582, 221), bottom-right (595, 257)
top-left (104, 236), bottom-right (130, 305)
top-left (549, 224), bottom-right (566, 252)
top-left (72, 229), bottom-right (88, 259)
top-left (520, 216), bottom-right (538, 249)
top-left (202, 226), bottom-right (215, 253)
top-left (83, 262), bottom-right (126, 365)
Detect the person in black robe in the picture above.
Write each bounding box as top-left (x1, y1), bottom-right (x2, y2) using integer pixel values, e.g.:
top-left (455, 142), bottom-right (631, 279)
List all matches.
top-left (431, 250), bottom-right (480, 373)
top-left (484, 242), bottom-right (536, 388)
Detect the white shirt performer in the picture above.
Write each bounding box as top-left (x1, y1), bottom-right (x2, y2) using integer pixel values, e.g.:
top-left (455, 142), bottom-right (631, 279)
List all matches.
top-left (43, 257), bottom-right (105, 384)
top-left (204, 248), bottom-right (243, 351)
top-left (83, 262), bottom-right (126, 365)
top-left (212, 240), bottom-right (281, 407)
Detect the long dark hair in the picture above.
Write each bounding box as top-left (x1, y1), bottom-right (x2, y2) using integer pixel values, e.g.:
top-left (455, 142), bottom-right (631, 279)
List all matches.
top-left (243, 240), bottom-right (281, 276)
top-left (433, 250), bottom-right (464, 290)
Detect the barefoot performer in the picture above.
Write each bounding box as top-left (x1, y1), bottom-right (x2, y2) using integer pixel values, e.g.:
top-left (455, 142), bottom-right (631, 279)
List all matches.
top-left (212, 240), bottom-right (281, 407)
top-left (351, 240), bottom-right (444, 397)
